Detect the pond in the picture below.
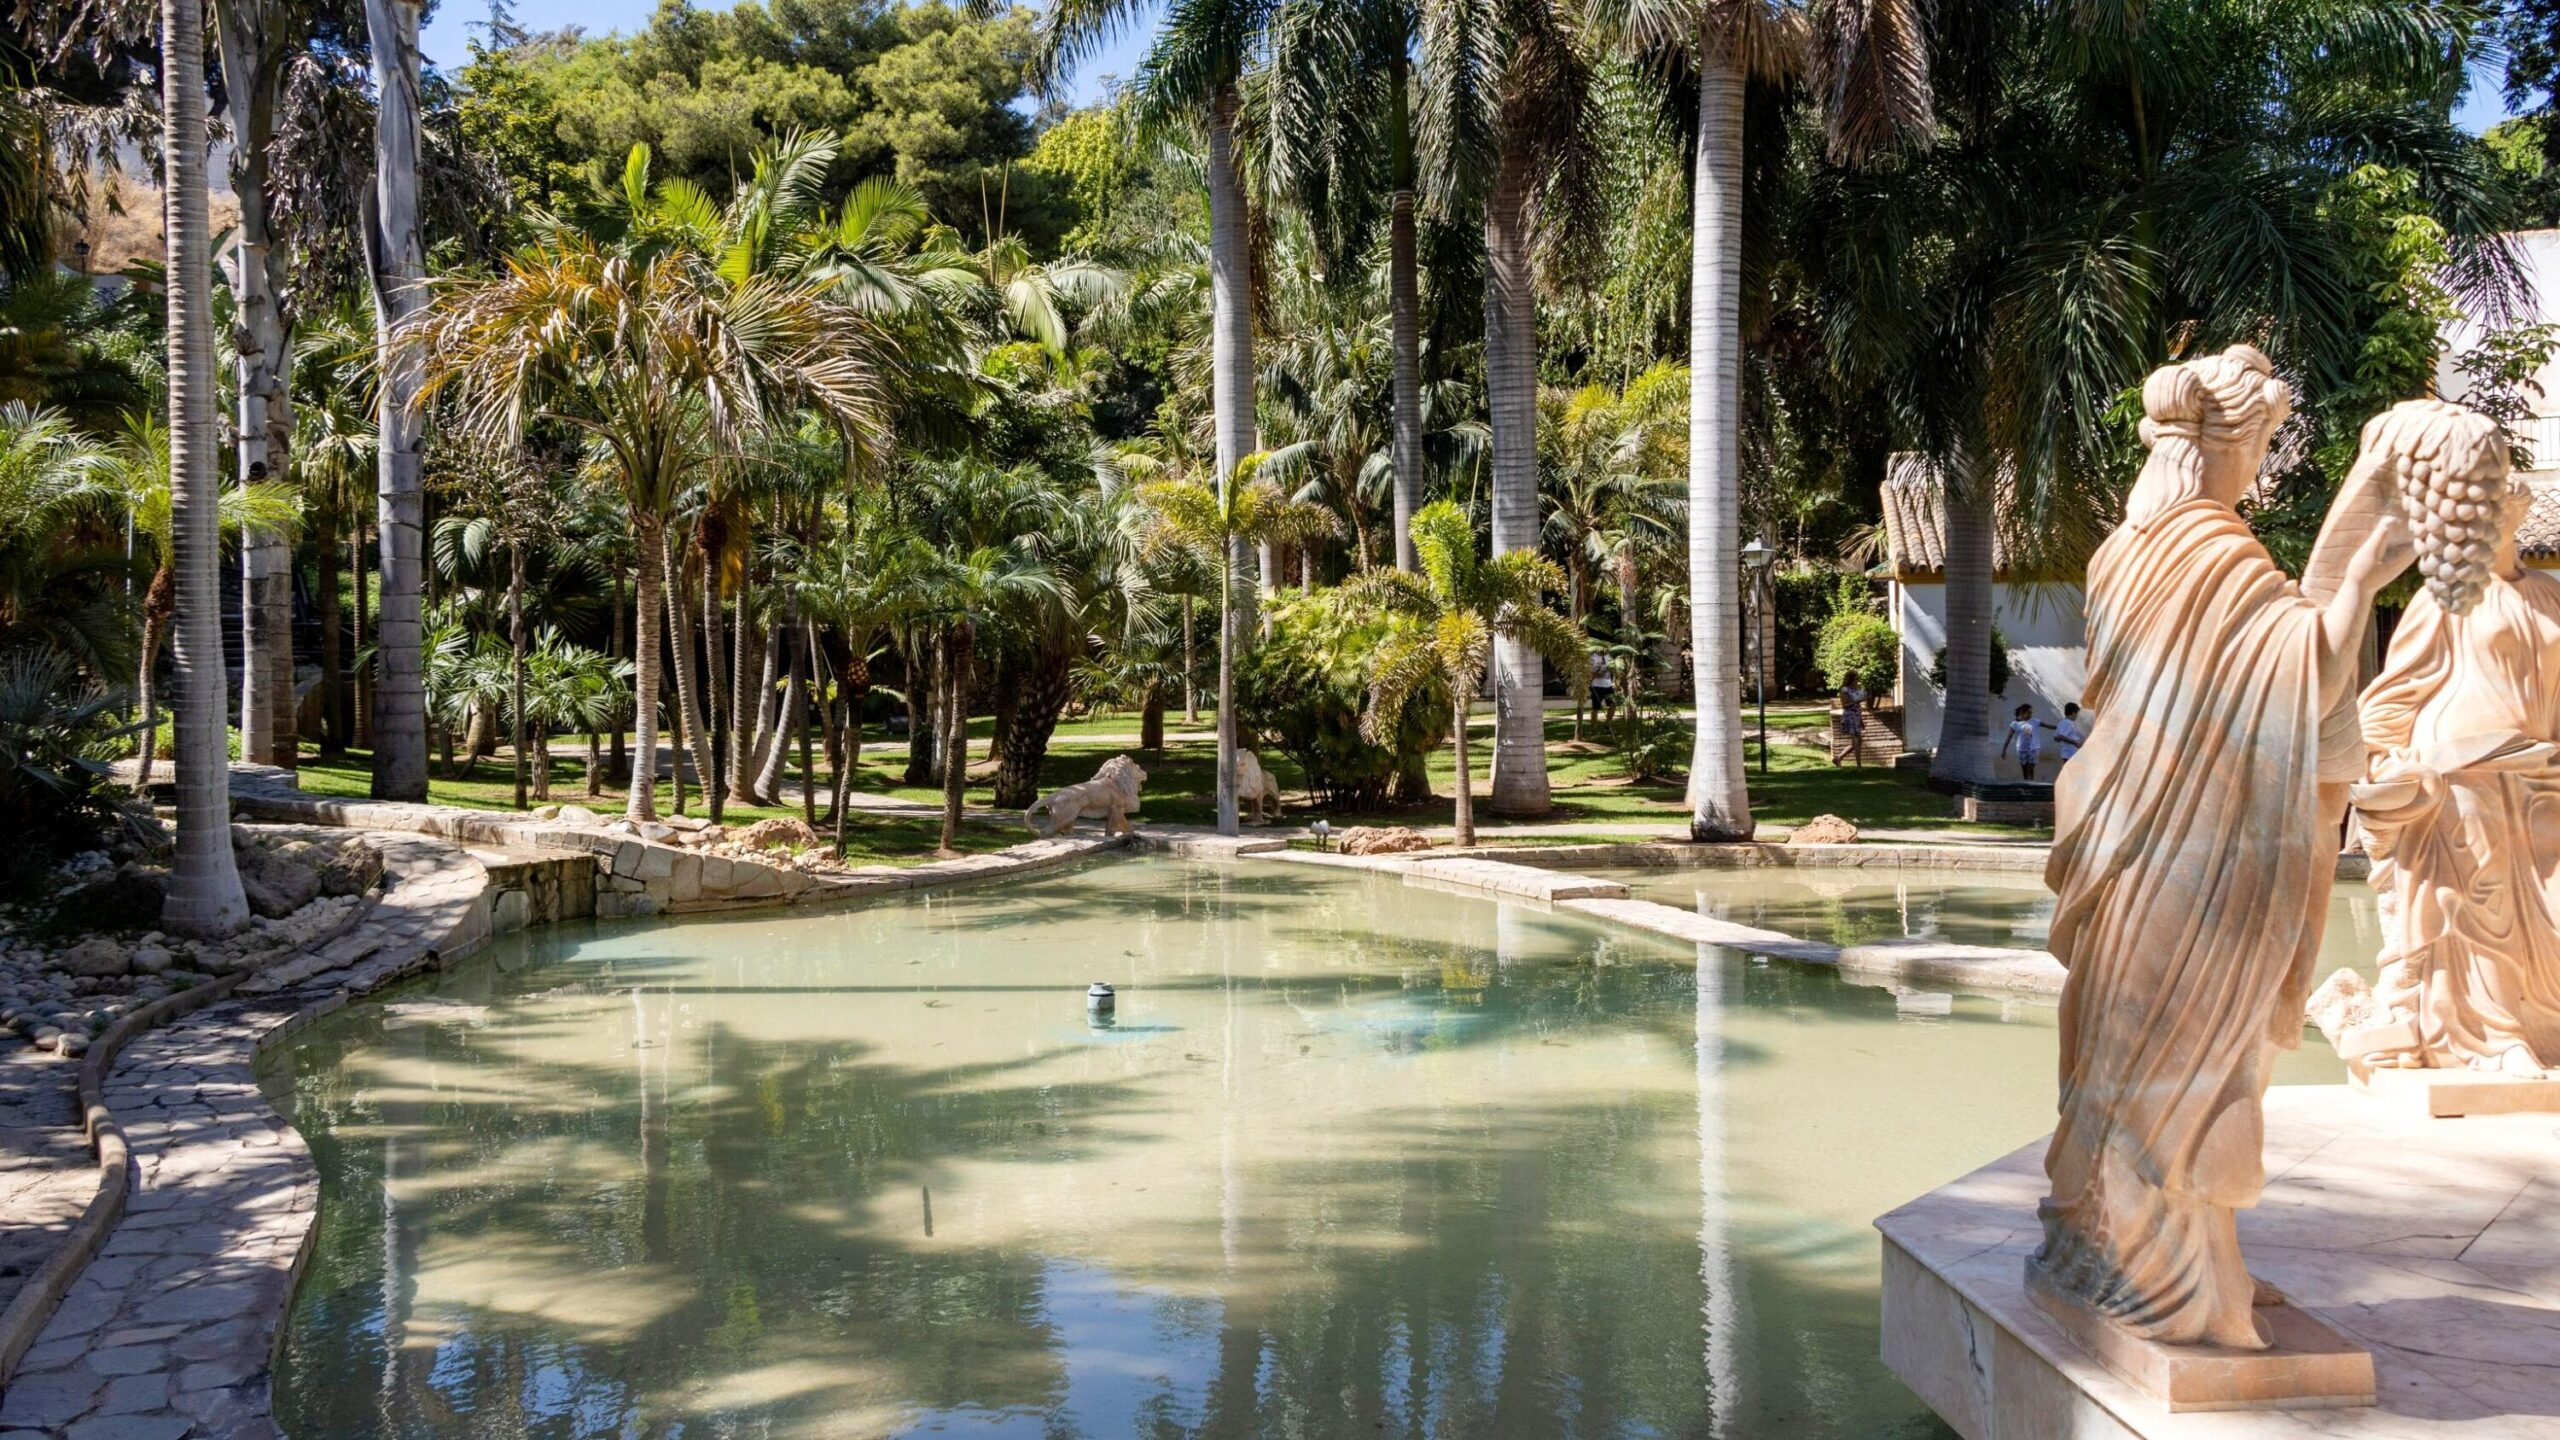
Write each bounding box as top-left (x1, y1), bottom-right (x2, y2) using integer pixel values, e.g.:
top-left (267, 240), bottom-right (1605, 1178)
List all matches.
top-left (264, 856), bottom-right (2347, 1439)
top-left (1583, 863), bottom-right (2387, 977)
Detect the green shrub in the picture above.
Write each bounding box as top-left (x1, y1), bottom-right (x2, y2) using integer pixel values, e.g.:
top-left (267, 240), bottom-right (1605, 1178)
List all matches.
top-left (1238, 591), bottom-right (1447, 809)
top-left (0, 650), bottom-right (147, 887)
top-left (1815, 613), bottom-right (1899, 694)
top-left (1929, 628), bottom-right (2012, 696)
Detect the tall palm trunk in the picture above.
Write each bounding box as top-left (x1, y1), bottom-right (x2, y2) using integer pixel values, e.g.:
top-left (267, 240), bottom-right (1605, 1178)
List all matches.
top-left (1484, 142), bottom-right (1548, 817)
top-left (508, 538), bottom-right (527, 808)
top-left (219, 3), bottom-right (296, 769)
top-left (158, 0), bottom-right (249, 935)
top-left (701, 552), bottom-right (727, 822)
top-left (728, 581), bottom-right (761, 802)
top-left (902, 634), bottom-right (933, 786)
top-left (316, 490), bottom-right (345, 757)
top-left (606, 571), bottom-right (626, 784)
top-left (663, 533), bottom-right (713, 811)
top-left (1182, 594), bottom-right (1199, 721)
top-left (1388, 55), bottom-right (1426, 575)
top-left (1207, 81), bottom-right (1253, 837)
top-left (1685, 55), bottom-right (1751, 840)
top-left (1932, 451), bottom-right (1998, 784)
top-left (1449, 693), bottom-right (1475, 847)
top-left (134, 568), bottom-right (172, 792)
top-left (626, 513), bottom-right (667, 820)
top-left (351, 521), bottom-right (370, 747)
top-left (938, 621), bottom-right (973, 854)
top-left (365, 0), bottom-right (429, 800)
top-left (753, 605), bottom-right (803, 804)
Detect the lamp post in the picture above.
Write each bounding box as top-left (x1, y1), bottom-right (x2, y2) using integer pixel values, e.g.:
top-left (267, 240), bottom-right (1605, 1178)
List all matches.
top-left (1742, 539), bottom-right (1773, 775)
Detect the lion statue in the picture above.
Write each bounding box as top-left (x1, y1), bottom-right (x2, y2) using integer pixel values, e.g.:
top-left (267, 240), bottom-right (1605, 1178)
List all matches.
top-left (1236, 749), bottom-right (1283, 825)
top-left (1025, 755), bottom-right (1147, 837)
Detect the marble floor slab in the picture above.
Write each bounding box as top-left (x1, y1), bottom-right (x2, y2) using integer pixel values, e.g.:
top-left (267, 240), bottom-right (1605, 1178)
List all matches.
top-left (1877, 1084), bottom-right (2560, 1438)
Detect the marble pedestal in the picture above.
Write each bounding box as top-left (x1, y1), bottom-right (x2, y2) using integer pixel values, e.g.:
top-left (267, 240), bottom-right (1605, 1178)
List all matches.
top-left (1877, 1085), bottom-right (2560, 1439)
top-left (2349, 1061), bottom-right (2560, 1118)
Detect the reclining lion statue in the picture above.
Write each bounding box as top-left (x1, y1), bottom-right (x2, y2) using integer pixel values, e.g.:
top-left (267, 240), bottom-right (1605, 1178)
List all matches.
top-left (1025, 754), bottom-right (1147, 837)
top-left (1236, 749), bottom-right (1283, 825)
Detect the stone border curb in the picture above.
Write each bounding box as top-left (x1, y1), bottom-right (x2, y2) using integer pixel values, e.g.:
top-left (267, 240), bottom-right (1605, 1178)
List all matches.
top-left (0, 819), bottom-right (1134, 1438)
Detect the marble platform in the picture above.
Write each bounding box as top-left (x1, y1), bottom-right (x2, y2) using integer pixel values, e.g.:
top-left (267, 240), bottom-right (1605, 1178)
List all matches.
top-left (1877, 1085), bottom-right (2560, 1438)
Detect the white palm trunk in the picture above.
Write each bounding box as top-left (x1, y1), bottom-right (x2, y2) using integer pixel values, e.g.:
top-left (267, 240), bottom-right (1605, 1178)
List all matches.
top-left (1207, 83), bottom-right (1252, 837)
top-left (218, 4), bottom-right (296, 770)
top-left (1931, 451), bottom-right (1998, 784)
top-left (1685, 55), bottom-right (1752, 840)
top-left (365, 0), bottom-right (430, 800)
top-left (1388, 59), bottom-right (1424, 574)
top-left (627, 516), bottom-right (667, 820)
top-left (1484, 145), bottom-right (1549, 817)
top-left (159, 0), bottom-right (249, 935)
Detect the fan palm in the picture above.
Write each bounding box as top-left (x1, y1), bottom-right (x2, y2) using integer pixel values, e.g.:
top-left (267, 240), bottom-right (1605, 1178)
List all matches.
top-left (405, 220), bottom-right (901, 821)
top-left (1346, 499), bottom-right (1585, 845)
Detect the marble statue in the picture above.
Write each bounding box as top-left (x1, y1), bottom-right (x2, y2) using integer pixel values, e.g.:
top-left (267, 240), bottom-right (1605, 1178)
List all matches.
top-left (2033, 347), bottom-right (2418, 1351)
top-left (1024, 755), bottom-right (1146, 837)
top-left (2351, 404), bottom-right (2560, 1076)
top-left (1235, 749), bottom-right (1283, 825)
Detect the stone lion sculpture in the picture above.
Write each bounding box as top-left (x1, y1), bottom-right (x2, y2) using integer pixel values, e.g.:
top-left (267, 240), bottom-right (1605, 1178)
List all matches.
top-left (1236, 749), bottom-right (1283, 825)
top-left (1025, 755), bottom-right (1147, 837)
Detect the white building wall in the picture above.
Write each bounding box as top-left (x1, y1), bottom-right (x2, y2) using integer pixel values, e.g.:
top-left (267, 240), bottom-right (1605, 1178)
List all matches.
top-left (1891, 579), bottom-right (2090, 776)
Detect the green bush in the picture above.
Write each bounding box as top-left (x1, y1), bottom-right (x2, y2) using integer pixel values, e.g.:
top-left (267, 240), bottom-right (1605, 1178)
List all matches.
top-left (0, 651), bottom-right (147, 886)
top-left (1237, 591), bottom-right (1448, 809)
top-left (1929, 628), bottom-right (2012, 696)
top-left (1815, 612), bottom-right (1899, 694)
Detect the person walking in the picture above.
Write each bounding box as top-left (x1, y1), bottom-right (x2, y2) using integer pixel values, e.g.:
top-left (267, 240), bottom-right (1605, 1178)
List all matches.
top-left (1589, 651), bottom-right (1616, 722)
top-left (2001, 702), bottom-right (2042, 780)
top-left (1835, 680), bottom-right (1868, 766)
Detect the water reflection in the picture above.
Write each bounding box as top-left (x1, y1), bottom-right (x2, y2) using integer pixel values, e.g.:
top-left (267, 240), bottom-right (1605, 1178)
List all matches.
top-left (1593, 865), bottom-right (2385, 975)
top-left (267, 859), bottom-right (2342, 1439)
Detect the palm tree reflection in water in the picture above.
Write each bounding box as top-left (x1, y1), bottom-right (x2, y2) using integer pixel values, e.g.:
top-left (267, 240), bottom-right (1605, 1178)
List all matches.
top-left (263, 859), bottom-right (2112, 1439)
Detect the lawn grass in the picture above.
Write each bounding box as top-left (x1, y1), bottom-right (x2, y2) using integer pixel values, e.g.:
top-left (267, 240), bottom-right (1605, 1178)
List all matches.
top-left (282, 701), bottom-right (2033, 856)
top-left (291, 751), bottom-right (1015, 866)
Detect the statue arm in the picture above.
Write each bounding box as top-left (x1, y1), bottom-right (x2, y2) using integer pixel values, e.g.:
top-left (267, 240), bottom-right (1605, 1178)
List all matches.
top-left (2308, 446), bottom-right (2415, 710)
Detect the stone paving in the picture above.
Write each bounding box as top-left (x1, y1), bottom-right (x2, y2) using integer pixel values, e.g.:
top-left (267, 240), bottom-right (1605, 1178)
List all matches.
top-left (0, 798), bottom-right (1134, 1439)
top-left (0, 1044), bottom-right (92, 1327)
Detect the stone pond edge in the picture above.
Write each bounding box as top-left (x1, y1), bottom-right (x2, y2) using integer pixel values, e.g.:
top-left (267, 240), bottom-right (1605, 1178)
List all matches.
top-left (0, 792), bottom-right (1132, 1436)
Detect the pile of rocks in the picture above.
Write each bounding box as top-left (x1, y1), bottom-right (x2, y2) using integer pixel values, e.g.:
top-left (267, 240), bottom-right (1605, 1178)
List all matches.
top-left (0, 828), bottom-right (384, 1058)
top-left (1338, 825), bottom-right (1433, 856)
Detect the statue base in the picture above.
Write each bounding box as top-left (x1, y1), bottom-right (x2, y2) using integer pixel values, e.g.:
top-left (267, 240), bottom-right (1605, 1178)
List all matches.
top-left (2024, 1271), bottom-right (2373, 1413)
top-left (1878, 1085), bottom-right (2559, 1438)
top-left (2348, 1060), bottom-right (2560, 1117)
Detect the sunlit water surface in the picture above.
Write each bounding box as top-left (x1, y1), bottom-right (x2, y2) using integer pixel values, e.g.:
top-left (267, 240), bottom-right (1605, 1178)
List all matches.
top-left (1585, 864), bottom-right (2386, 977)
top-left (267, 857), bottom-right (2346, 1440)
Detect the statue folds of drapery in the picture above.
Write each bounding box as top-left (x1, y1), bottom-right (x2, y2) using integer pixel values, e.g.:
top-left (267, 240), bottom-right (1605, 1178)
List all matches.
top-left (2353, 413), bottom-right (2560, 1077)
top-left (2031, 347), bottom-right (2419, 1351)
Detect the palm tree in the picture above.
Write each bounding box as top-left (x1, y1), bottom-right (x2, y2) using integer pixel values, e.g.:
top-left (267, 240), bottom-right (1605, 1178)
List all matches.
top-left (1420, 0), bottom-right (1606, 817)
top-left (1652, 0), bottom-right (1932, 838)
top-left (911, 538), bottom-right (1066, 854)
top-left (1346, 499), bottom-right (1584, 846)
top-left (1137, 464), bottom-right (1336, 834)
top-left (405, 213), bottom-right (900, 822)
top-left (366, 0), bottom-right (433, 801)
top-left (1262, 0), bottom-right (1430, 570)
top-left (158, 0), bottom-right (249, 933)
top-left (104, 415), bottom-right (301, 793)
top-left (1038, 0), bottom-right (1277, 615)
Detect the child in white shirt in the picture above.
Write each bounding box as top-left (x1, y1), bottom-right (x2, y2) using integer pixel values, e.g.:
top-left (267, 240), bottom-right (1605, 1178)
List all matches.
top-left (2001, 703), bottom-right (2042, 780)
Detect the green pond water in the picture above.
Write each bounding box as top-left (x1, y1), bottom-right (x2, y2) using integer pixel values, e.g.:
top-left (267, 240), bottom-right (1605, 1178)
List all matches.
top-left (264, 856), bottom-right (2347, 1440)
top-left (1585, 865), bottom-right (2388, 976)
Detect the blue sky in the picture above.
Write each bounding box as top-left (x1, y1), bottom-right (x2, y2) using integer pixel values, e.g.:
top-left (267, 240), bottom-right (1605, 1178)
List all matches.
top-left (421, 0), bottom-right (2517, 132)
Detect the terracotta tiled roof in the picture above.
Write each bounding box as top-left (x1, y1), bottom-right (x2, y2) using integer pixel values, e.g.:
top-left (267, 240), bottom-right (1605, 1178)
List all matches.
top-left (1880, 452), bottom-right (2012, 578)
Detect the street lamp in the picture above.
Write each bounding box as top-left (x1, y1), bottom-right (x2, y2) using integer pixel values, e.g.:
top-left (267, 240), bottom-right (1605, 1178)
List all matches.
top-left (1741, 539), bottom-right (1774, 774)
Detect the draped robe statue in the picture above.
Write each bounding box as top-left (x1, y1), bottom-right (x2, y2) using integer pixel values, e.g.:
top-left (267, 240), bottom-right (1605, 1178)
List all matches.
top-left (2354, 429), bottom-right (2560, 1076)
top-left (2032, 348), bottom-right (2417, 1351)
